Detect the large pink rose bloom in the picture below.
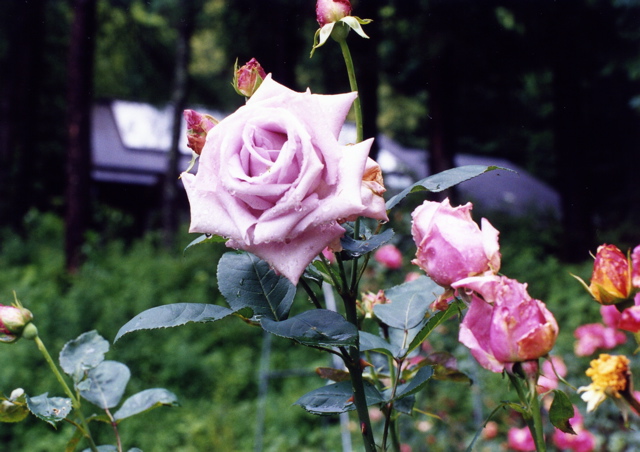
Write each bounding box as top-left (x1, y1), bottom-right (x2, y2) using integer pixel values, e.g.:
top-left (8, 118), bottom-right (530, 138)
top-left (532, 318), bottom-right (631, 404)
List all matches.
top-left (453, 275), bottom-right (559, 373)
top-left (181, 75), bottom-right (388, 284)
top-left (410, 198), bottom-right (500, 288)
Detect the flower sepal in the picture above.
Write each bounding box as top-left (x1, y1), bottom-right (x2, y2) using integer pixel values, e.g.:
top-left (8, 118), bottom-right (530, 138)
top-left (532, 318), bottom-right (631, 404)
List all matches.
top-left (311, 16), bottom-right (372, 57)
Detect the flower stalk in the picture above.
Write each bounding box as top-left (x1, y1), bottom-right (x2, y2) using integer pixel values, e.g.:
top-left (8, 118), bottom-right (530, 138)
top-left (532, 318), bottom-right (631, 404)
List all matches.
top-left (30, 329), bottom-right (99, 452)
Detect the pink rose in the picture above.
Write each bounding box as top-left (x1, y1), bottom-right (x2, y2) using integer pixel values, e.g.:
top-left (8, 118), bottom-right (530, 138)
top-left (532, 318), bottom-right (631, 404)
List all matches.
top-left (573, 323), bottom-right (626, 356)
top-left (508, 426), bottom-right (536, 451)
top-left (600, 304), bottom-right (621, 328)
top-left (632, 245), bottom-right (640, 288)
top-left (619, 304), bottom-right (640, 333)
top-left (454, 276), bottom-right (558, 373)
top-left (316, 0), bottom-right (351, 26)
top-left (373, 244), bottom-right (403, 269)
top-left (552, 405), bottom-right (596, 452)
top-left (181, 75), bottom-right (388, 284)
top-left (410, 198), bottom-right (500, 288)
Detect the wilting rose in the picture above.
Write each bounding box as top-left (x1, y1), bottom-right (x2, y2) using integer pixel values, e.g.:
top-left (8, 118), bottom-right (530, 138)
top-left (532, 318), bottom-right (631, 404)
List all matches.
top-left (316, 0), bottom-right (351, 26)
top-left (234, 58), bottom-right (267, 98)
top-left (181, 75), bottom-right (388, 284)
top-left (580, 244), bottom-right (632, 305)
top-left (411, 198), bottom-right (500, 288)
top-left (0, 304), bottom-right (33, 343)
top-left (454, 276), bottom-right (558, 373)
top-left (374, 244), bottom-right (403, 269)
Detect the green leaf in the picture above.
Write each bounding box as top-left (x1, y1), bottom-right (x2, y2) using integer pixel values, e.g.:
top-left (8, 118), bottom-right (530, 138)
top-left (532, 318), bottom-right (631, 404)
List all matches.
top-left (385, 165), bottom-right (508, 210)
top-left (59, 331), bottom-right (110, 383)
top-left (114, 303), bottom-right (233, 343)
top-left (294, 381), bottom-right (384, 415)
top-left (261, 310), bottom-right (357, 348)
top-left (218, 252), bottom-right (296, 321)
top-left (183, 233), bottom-right (227, 253)
top-left (79, 361), bottom-right (130, 409)
top-left (393, 395), bottom-right (415, 415)
top-left (407, 299), bottom-right (464, 355)
top-left (25, 393), bottom-right (72, 426)
top-left (549, 390), bottom-right (576, 434)
top-left (389, 366), bottom-right (434, 401)
top-left (339, 228), bottom-right (394, 260)
top-left (113, 388), bottom-right (178, 422)
top-left (374, 276), bottom-right (442, 330)
top-left (359, 331), bottom-right (400, 358)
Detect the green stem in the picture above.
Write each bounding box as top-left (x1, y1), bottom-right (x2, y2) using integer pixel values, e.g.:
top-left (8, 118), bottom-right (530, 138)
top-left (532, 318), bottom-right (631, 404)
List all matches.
top-left (341, 291), bottom-right (377, 452)
top-left (34, 336), bottom-right (99, 452)
top-left (300, 278), bottom-right (323, 309)
top-left (508, 373), bottom-right (546, 452)
top-left (338, 38), bottom-right (363, 143)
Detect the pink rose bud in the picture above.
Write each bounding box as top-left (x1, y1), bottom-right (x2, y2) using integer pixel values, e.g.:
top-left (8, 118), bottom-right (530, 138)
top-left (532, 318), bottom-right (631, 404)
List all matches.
top-left (619, 304), bottom-right (640, 333)
top-left (373, 244), bottom-right (403, 270)
top-left (234, 58), bottom-right (267, 98)
top-left (0, 304), bottom-right (34, 343)
top-left (358, 290), bottom-right (389, 318)
top-left (454, 276), bottom-right (558, 373)
top-left (585, 244), bottom-right (632, 305)
top-left (184, 110), bottom-right (216, 155)
top-left (410, 198), bottom-right (501, 288)
top-left (316, 0), bottom-right (352, 26)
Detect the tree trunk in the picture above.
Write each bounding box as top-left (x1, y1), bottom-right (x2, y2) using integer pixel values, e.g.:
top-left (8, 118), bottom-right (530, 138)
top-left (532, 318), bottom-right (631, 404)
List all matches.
top-left (162, 0), bottom-right (196, 249)
top-left (65, 0), bottom-right (96, 272)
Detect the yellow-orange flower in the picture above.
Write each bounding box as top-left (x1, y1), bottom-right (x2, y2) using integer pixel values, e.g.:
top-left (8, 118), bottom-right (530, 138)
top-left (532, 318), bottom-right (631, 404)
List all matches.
top-left (578, 354), bottom-right (630, 412)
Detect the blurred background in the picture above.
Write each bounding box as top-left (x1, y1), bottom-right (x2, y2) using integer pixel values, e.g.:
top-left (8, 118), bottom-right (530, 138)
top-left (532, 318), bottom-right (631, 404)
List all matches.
top-left (1, 0), bottom-right (640, 450)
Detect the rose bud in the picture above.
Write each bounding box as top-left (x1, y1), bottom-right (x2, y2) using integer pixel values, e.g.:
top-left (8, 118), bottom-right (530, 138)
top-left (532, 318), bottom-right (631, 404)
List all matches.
top-left (316, 0), bottom-right (352, 27)
top-left (184, 110), bottom-right (216, 156)
top-left (411, 198), bottom-right (501, 288)
top-left (233, 58), bottom-right (267, 98)
top-left (574, 244), bottom-right (632, 305)
top-left (0, 304), bottom-right (34, 343)
top-left (632, 245), bottom-right (640, 288)
top-left (454, 276), bottom-right (559, 373)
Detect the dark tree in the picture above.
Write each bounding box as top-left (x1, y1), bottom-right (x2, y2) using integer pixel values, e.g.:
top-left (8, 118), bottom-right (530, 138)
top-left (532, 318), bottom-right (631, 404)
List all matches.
top-left (65, 0), bottom-right (97, 271)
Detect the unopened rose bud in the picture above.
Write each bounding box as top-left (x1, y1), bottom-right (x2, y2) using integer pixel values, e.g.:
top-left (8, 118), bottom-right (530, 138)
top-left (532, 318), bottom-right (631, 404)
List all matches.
top-left (0, 304), bottom-right (33, 343)
top-left (233, 58), bottom-right (267, 98)
top-left (358, 290), bottom-right (389, 319)
top-left (0, 388), bottom-right (28, 423)
top-left (575, 244), bottom-right (633, 305)
top-left (184, 110), bottom-right (216, 156)
top-left (316, 0), bottom-right (352, 26)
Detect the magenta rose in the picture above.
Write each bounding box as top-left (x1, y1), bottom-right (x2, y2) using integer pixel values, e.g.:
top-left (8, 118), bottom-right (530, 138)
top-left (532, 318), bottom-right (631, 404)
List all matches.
top-left (453, 275), bottom-right (559, 373)
top-left (373, 244), bottom-right (403, 269)
top-left (181, 75), bottom-right (388, 284)
top-left (410, 198), bottom-right (500, 288)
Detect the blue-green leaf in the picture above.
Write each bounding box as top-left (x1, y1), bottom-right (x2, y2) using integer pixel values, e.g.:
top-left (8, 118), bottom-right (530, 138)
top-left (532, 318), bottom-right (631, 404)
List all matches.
top-left (374, 276), bottom-right (442, 330)
top-left (26, 393), bottom-right (72, 426)
top-left (59, 331), bottom-right (110, 383)
top-left (79, 361), bottom-right (130, 409)
top-left (339, 228), bottom-right (394, 260)
top-left (294, 381), bottom-right (384, 415)
top-left (391, 366), bottom-right (434, 401)
top-left (359, 331), bottom-right (400, 358)
top-left (113, 388), bottom-right (178, 422)
top-left (261, 310), bottom-right (357, 348)
top-left (218, 252), bottom-right (296, 321)
top-left (114, 303), bottom-right (233, 343)
top-left (386, 165), bottom-right (508, 210)
top-left (81, 447), bottom-right (117, 452)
